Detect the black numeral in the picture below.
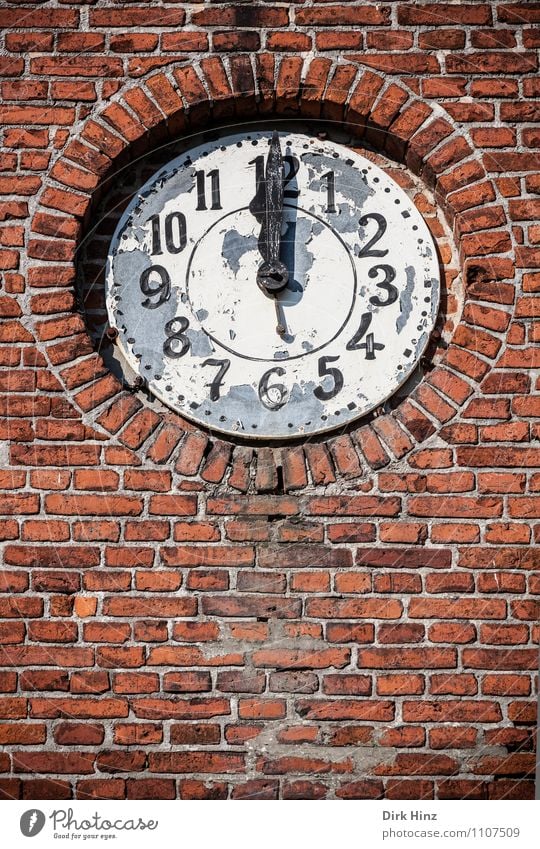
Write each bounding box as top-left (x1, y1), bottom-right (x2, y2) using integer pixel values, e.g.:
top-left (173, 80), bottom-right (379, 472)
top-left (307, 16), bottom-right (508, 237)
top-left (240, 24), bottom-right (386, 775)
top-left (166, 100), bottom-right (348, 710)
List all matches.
top-left (249, 155), bottom-right (265, 192)
top-left (163, 317), bottom-right (190, 359)
top-left (346, 312), bottom-right (385, 359)
top-left (150, 214), bottom-right (162, 256)
top-left (369, 264), bottom-right (398, 307)
top-left (346, 311), bottom-right (372, 351)
top-left (322, 171), bottom-right (336, 213)
top-left (283, 155), bottom-right (300, 199)
top-left (250, 152), bottom-right (299, 201)
top-left (202, 358), bottom-right (230, 401)
top-left (139, 265), bottom-right (171, 309)
top-left (359, 333), bottom-right (385, 360)
top-left (165, 212), bottom-right (187, 254)
top-left (314, 356), bottom-right (344, 402)
top-left (358, 213), bottom-right (388, 258)
top-left (149, 212), bottom-right (187, 256)
top-left (196, 169), bottom-right (222, 210)
top-left (258, 367), bottom-right (288, 410)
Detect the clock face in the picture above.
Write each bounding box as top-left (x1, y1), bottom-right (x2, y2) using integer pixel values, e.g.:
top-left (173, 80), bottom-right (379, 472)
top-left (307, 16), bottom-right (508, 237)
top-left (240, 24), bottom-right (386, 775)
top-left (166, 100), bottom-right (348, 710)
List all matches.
top-left (106, 129), bottom-right (440, 440)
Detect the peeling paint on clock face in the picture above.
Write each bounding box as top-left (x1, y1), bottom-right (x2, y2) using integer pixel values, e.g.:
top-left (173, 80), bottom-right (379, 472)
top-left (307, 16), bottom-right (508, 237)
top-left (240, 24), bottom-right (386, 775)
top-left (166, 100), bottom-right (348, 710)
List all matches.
top-left (106, 130), bottom-right (441, 439)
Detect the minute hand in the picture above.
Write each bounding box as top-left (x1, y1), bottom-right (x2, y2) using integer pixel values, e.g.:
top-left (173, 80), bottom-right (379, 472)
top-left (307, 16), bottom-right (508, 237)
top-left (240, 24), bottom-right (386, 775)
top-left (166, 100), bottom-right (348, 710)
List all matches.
top-left (265, 132), bottom-right (284, 265)
top-left (256, 132), bottom-right (289, 294)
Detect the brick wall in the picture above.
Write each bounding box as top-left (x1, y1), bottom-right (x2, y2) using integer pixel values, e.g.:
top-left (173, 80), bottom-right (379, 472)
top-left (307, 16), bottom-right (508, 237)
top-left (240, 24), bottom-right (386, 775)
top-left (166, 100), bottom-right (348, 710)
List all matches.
top-left (0, 1), bottom-right (538, 801)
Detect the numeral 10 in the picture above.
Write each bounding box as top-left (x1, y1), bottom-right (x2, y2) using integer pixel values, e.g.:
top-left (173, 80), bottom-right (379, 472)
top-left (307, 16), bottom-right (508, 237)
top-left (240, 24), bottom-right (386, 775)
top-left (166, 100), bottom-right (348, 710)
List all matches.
top-left (149, 212), bottom-right (187, 256)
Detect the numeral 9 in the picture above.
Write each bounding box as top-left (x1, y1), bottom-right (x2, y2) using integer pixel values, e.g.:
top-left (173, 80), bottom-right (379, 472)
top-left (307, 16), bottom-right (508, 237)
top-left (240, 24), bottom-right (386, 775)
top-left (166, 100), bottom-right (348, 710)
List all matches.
top-left (140, 265), bottom-right (171, 309)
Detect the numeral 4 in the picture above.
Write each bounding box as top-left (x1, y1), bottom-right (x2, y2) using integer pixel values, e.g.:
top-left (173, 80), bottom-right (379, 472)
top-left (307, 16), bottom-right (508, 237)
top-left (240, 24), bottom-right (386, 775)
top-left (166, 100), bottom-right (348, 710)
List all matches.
top-left (346, 312), bottom-right (385, 359)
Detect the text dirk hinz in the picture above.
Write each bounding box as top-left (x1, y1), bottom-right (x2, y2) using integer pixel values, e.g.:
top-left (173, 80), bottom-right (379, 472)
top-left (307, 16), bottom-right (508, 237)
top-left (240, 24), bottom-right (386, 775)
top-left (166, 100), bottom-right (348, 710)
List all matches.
top-left (383, 811), bottom-right (438, 821)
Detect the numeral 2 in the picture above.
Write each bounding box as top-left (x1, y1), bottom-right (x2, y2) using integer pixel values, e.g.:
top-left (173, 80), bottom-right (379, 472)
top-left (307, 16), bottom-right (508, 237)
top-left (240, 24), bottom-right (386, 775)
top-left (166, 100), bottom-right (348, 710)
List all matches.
top-left (358, 213), bottom-right (388, 258)
top-left (283, 155), bottom-right (300, 199)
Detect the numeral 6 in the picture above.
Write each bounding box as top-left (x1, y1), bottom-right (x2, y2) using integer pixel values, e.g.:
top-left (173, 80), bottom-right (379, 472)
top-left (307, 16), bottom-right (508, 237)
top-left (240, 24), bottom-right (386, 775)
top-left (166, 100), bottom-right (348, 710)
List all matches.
top-left (259, 367), bottom-right (288, 410)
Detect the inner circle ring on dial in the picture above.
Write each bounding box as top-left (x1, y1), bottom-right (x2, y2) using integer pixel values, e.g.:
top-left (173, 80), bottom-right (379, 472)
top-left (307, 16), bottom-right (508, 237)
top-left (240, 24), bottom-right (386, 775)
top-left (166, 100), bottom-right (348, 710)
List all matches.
top-left (185, 203), bottom-right (358, 363)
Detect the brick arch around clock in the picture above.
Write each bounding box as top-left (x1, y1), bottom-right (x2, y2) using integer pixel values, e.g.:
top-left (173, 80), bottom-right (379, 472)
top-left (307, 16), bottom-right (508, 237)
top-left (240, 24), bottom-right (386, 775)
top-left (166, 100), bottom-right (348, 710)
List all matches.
top-left (27, 54), bottom-right (515, 492)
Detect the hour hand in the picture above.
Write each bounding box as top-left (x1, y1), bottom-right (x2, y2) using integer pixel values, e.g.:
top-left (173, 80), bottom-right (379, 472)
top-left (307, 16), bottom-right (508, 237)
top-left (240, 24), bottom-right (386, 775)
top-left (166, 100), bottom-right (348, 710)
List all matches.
top-left (256, 131), bottom-right (289, 295)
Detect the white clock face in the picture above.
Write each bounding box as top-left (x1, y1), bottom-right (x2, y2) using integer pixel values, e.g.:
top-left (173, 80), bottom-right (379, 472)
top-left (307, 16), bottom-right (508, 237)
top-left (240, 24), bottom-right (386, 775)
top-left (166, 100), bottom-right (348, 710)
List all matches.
top-left (106, 129), bottom-right (440, 440)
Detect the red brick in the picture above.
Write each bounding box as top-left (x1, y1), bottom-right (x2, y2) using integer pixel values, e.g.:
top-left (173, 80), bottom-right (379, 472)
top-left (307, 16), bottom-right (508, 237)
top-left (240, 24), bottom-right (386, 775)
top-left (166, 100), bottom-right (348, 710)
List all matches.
top-left (90, 8), bottom-right (185, 28)
top-left (296, 6), bottom-right (389, 26)
top-left (149, 752), bottom-right (244, 774)
top-left (14, 752), bottom-right (95, 775)
top-left (315, 32), bottom-right (362, 51)
top-left (295, 700), bottom-right (394, 722)
top-left (359, 648), bottom-right (457, 669)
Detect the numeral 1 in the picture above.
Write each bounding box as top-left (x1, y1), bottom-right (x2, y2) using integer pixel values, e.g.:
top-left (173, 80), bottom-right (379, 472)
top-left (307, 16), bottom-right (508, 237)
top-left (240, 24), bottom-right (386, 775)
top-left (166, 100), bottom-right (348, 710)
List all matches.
top-left (322, 171), bottom-right (336, 213)
top-left (196, 169), bottom-right (222, 210)
top-left (249, 155), bottom-right (265, 191)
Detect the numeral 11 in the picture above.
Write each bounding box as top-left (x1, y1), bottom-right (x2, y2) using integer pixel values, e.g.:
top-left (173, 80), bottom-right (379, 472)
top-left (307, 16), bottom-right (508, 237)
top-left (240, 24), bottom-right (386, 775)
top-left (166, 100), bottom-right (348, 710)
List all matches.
top-left (196, 169), bottom-right (222, 210)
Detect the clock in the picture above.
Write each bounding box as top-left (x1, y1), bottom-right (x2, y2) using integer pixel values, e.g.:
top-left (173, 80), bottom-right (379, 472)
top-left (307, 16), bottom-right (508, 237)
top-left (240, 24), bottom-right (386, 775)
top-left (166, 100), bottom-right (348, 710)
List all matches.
top-left (105, 128), bottom-right (440, 440)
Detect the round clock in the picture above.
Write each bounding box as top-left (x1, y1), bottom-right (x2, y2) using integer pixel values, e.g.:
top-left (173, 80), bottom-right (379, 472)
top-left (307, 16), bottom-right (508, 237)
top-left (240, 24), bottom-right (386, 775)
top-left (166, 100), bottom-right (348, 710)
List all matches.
top-left (105, 128), bottom-right (440, 440)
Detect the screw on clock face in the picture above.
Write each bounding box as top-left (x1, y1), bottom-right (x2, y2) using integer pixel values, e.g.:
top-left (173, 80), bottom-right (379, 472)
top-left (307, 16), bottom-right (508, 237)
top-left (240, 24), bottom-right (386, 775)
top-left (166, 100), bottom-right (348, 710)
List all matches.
top-left (250, 131), bottom-right (290, 337)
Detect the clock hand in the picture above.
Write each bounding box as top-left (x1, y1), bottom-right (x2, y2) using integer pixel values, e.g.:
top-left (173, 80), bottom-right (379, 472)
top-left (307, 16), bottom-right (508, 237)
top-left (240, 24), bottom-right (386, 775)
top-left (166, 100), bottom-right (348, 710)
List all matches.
top-left (274, 298), bottom-right (288, 337)
top-left (256, 131), bottom-right (289, 296)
